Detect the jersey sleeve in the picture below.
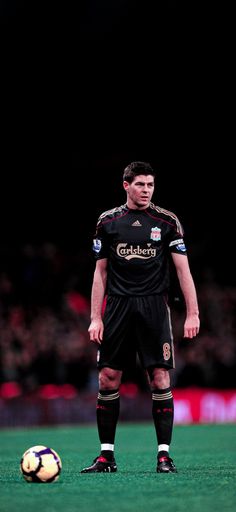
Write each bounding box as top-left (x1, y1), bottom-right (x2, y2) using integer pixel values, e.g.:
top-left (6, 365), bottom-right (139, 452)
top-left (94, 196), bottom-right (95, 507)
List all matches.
top-left (92, 217), bottom-right (109, 260)
top-left (168, 217), bottom-right (187, 254)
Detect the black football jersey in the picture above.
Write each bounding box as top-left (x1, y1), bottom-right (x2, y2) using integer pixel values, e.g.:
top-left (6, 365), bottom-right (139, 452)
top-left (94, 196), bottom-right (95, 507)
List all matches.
top-left (92, 202), bottom-right (187, 296)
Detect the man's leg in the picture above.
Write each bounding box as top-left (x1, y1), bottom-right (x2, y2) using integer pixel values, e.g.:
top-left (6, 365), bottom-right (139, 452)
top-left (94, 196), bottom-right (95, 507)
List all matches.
top-left (148, 367), bottom-right (177, 473)
top-left (81, 367), bottom-right (122, 473)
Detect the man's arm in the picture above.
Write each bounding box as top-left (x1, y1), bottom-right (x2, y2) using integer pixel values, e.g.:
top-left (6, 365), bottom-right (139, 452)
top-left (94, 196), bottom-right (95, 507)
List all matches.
top-left (88, 258), bottom-right (108, 344)
top-left (171, 253), bottom-right (200, 339)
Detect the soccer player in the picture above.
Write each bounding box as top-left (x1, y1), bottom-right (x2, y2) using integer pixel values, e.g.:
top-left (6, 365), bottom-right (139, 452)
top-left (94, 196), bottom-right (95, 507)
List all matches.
top-left (81, 161), bottom-right (200, 473)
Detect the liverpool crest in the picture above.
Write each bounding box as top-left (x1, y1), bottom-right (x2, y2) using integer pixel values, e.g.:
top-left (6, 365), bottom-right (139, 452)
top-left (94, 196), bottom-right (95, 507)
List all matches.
top-left (150, 227), bottom-right (161, 241)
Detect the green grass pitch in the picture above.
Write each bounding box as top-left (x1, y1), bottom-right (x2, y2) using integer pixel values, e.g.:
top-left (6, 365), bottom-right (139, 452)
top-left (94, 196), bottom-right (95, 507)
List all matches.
top-left (0, 423), bottom-right (235, 512)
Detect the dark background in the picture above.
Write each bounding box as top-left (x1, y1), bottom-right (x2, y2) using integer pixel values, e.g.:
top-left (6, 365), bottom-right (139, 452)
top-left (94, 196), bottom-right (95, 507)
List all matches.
top-left (0, 1), bottom-right (235, 398)
top-left (1, 1), bottom-right (235, 285)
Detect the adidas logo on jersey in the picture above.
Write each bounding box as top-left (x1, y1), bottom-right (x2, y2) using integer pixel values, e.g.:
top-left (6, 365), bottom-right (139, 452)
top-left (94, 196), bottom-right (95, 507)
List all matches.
top-left (132, 220), bottom-right (142, 226)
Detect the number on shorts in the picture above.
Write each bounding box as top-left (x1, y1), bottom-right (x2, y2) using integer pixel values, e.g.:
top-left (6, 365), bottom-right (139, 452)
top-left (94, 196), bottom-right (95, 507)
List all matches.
top-left (163, 342), bottom-right (171, 361)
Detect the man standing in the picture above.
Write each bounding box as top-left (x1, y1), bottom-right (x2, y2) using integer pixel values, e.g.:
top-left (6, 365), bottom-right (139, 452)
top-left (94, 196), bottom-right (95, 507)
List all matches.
top-left (81, 161), bottom-right (200, 473)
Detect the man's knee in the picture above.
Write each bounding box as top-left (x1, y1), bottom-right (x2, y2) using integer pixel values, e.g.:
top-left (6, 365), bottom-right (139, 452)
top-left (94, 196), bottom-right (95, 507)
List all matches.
top-left (148, 367), bottom-right (170, 389)
top-left (99, 367), bottom-right (122, 390)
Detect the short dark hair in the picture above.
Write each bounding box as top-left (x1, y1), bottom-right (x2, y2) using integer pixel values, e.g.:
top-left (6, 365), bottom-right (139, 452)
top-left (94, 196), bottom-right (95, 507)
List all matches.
top-left (123, 161), bottom-right (156, 183)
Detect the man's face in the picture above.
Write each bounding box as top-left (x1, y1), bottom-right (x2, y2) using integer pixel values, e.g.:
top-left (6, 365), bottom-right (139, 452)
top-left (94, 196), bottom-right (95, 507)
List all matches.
top-left (123, 174), bottom-right (155, 209)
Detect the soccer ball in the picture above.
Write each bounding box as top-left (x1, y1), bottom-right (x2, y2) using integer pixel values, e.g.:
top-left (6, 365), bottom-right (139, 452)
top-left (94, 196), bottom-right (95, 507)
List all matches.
top-left (20, 445), bottom-right (62, 483)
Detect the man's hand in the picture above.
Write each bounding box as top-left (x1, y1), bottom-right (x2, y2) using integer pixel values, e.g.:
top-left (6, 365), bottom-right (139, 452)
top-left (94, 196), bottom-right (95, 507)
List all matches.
top-left (183, 313), bottom-right (200, 339)
top-left (88, 319), bottom-right (104, 344)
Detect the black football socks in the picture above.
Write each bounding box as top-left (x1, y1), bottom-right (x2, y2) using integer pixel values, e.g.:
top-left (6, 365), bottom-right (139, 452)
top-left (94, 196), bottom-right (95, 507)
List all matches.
top-left (96, 389), bottom-right (120, 460)
top-left (152, 387), bottom-right (174, 447)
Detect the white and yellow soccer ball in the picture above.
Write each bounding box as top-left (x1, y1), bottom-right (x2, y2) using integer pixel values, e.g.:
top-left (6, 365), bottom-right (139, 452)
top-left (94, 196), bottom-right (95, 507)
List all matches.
top-left (20, 445), bottom-right (62, 483)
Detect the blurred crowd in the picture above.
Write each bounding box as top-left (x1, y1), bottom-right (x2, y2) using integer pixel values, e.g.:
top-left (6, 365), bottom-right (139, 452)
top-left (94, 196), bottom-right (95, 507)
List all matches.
top-left (0, 242), bottom-right (236, 398)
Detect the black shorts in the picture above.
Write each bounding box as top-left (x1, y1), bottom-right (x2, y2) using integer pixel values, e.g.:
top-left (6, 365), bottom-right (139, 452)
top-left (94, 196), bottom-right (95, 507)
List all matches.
top-left (97, 295), bottom-right (175, 371)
